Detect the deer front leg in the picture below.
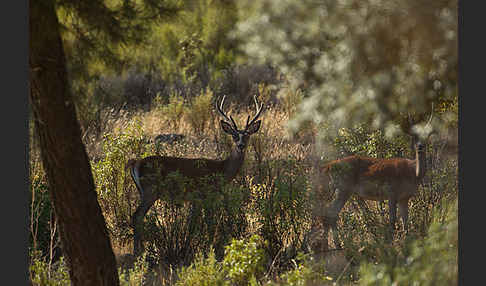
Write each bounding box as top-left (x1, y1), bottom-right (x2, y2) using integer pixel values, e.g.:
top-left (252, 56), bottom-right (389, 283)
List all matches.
top-left (324, 188), bottom-right (351, 249)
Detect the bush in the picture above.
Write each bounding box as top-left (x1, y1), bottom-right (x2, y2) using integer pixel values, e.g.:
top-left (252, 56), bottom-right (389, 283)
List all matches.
top-left (358, 199), bottom-right (458, 285)
top-left (30, 252), bottom-right (70, 286)
top-left (271, 253), bottom-right (333, 286)
top-left (92, 118), bottom-right (152, 247)
top-left (247, 161), bottom-right (311, 271)
top-left (185, 87), bottom-right (215, 136)
top-left (332, 125), bottom-right (408, 159)
top-left (222, 235), bottom-right (267, 285)
top-left (118, 253), bottom-right (151, 286)
top-left (143, 180), bottom-right (249, 268)
top-left (175, 249), bottom-right (225, 286)
top-left (176, 235), bottom-right (266, 286)
top-left (157, 91), bottom-right (185, 130)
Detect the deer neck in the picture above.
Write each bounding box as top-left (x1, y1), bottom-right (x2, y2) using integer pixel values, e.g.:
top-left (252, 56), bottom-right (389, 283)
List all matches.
top-left (416, 148), bottom-right (427, 180)
top-left (223, 148), bottom-right (245, 181)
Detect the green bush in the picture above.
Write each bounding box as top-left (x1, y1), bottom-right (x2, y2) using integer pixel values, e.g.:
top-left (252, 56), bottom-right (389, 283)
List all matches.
top-left (175, 249), bottom-right (225, 286)
top-left (333, 125), bottom-right (408, 159)
top-left (245, 155), bottom-right (311, 272)
top-left (359, 199), bottom-right (457, 285)
top-left (118, 253), bottom-right (151, 286)
top-left (157, 91), bottom-right (185, 130)
top-left (271, 253), bottom-right (333, 286)
top-left (92, 118), bottom-right (152, 246)
top-left (222, 235), bottom-right (267, 285)
top-left (30, 252), bottom-right (70, 286)
top-left (175, 235), bottom-right (266, 286)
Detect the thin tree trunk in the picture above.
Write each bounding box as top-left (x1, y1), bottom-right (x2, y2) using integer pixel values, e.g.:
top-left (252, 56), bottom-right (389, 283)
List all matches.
top-left (29, 1), bottom-right (119, 285)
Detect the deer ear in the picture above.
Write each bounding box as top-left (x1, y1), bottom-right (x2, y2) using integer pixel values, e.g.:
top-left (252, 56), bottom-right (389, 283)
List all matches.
top-left (246, 120), bottom-right (261, 134)
top-left (220, 120), bottom-right (235, 135)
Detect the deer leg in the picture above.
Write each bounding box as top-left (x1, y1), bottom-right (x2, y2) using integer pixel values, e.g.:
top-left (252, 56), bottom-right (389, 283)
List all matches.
top-left (324, 188), bottom-right (351, 249)
top-left (387, 198), bottom-right (397, 241)
top-left (398, 199), bottom-right (409, 234)
top-left (132, 192), bottom-right (157, 256)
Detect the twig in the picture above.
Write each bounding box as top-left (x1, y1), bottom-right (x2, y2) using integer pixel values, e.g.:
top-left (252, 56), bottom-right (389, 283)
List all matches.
top-left (265, 247), bottom-right (283, 279)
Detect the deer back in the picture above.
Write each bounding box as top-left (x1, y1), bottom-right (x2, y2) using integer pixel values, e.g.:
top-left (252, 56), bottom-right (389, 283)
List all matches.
top-left (138, 155), bottom-right (226, 179)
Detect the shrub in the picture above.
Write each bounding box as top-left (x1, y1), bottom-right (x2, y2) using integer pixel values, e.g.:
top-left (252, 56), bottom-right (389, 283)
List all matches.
top-left (29, 251), bottom-right (70, 286)
top-left (332, 125), bottom-right (408, 159)
top-left (271, 253), bottom-right (333, 286)
top-left (144, 179), bottom-right (249, 268)
top-left (358, 199), bottom-right (458, 285)
top-left (157, 91), bottom-right (185, 130)
top-left (222, 235), bottom-right (267, 285)
top-left (175, 249), bottom-right (225, 286)
top-left (118, 253), bottom-right (151, 286)
top-left (92, 118), bottom-right (152, 247)
top-left (244, 140), bottom-right (312, 273)
top-left (175, 235), bottom-right (266, 286)
top-left (185, 87), bottom-right (215, 136)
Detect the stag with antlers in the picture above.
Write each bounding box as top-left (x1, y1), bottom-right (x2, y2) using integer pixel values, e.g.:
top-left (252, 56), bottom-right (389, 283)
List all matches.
top-left (316, 112), bottom-right (435, 249)
top-left (126, 95), bottom-right (264, 255)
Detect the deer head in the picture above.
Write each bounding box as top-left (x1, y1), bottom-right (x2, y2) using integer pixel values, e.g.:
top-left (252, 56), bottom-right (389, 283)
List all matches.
top-left (216, 95), bottom-right (264, 153)
top-left (412, 105), bottom-right (436, 180)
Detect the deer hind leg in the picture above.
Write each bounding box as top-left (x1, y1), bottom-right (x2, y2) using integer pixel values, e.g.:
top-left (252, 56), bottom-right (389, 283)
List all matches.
top-left (387, 198), bottom-right (397, 241)
top-left (398, 199), bottom-right (409, 234)
top-left (132, 189), bottom-right (158, 256)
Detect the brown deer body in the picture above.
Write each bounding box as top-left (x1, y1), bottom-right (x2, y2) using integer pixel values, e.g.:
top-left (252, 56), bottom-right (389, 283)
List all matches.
top-left (319, 141), bottom-right (428, 247)
top-left (127, 95), bottom-right (264, 255)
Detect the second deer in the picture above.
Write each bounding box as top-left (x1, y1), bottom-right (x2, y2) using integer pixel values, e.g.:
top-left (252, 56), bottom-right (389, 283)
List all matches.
top-left (316, 114), bottom-right (435, 249)
top-left (126, 95), bottom-right (264, 255)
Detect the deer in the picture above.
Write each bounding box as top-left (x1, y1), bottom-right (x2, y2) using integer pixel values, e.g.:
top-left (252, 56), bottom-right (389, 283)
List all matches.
top-left (126, 95), bottom-right (264, 255)
top-left (316, 112), bottom-right (435, 249)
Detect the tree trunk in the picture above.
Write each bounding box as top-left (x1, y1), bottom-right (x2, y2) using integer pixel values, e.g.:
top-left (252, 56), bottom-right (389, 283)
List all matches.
top-left (29, 1), bottom-right (119, 285)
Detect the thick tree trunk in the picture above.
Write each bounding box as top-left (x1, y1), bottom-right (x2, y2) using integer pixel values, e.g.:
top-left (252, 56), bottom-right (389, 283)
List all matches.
top-left (29, 1), bottom-right (119, 285)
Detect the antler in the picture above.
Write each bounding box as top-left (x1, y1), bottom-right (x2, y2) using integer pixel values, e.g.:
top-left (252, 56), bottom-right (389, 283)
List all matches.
top-left (216, 95), bottom-right (238, 130)
top-left (245, 95), bottom-right (264, 130)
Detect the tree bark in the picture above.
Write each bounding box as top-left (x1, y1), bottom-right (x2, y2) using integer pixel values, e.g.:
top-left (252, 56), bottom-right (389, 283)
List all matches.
top-left (29, 1), bottom-right (119, 285)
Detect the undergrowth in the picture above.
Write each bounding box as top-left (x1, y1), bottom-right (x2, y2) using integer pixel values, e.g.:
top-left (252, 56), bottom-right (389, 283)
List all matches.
top-left (29, 85), bottom-right (458, 285)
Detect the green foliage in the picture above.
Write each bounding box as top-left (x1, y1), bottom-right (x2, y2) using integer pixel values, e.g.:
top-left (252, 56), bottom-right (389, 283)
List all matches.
top-left (118, 253), bottom-right (150, 286)
top-left (222, 235), bottom-right (267, 285)
top-left (92, 118), bottom-right (151, 245)
top-left (175, 249), bottom-right (225, 286)
top-left (127, 0), bottom-right (239, 86)
top-left (235, 0), bottom-right (457, 137)
top-left (248, 164), bottom-right (311, 261)
top-left (185, 87), bottom-right (215, 135)
top-left (273, 253), bottom-right (333, 286)
top-left (157, 91), bottom-right (186, 130)
top-left (332, 125), bottom-right (408, 159)
top-left (175, 235), bottom-right (266, 286)
top-left (359, 200), bottom-right (457, 285)
top-left (30, 252), bottom-right (70, 286)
